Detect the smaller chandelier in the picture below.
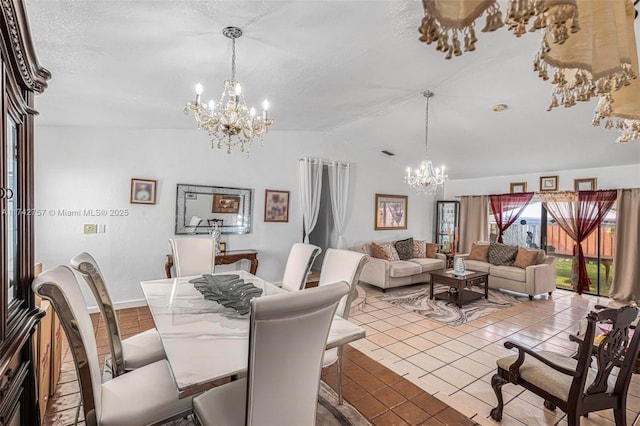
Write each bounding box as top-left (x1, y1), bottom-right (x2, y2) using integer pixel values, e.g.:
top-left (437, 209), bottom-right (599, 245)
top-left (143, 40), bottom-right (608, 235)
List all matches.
top-left (405, 90), bottom-right (447, 195)
top-left (184, 26), bottom-right (274, 155)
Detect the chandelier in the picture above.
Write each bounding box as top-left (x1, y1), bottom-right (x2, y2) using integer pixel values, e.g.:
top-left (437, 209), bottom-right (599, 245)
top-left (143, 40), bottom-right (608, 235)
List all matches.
top-left (184, 26), bottom-right (274, 155)
top-left (405, 91), bottom-right (447, 195)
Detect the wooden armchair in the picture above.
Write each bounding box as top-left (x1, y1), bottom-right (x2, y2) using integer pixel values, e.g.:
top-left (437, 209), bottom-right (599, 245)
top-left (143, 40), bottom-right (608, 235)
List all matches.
top-left (490, 305), bottom-right (640, 425)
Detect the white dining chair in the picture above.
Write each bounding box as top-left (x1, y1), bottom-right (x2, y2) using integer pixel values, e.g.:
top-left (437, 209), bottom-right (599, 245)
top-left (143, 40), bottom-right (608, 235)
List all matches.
top-left (193, 281), bottom-right (350, 426)
top-left (280, 242), bottom-right (321, 292)
top-left (70, 252), bottom-right (166, 377)
top-left (33, 266), bottom-right (193, 425)
top-left (169, 237), bottom-right (216, 277)
top-left (318, 248), bottom-right (370, 404)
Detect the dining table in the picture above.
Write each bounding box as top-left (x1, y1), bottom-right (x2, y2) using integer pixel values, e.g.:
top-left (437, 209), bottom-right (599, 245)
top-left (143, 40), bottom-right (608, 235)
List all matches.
top-left (140, 270), bottom-right (366, 398)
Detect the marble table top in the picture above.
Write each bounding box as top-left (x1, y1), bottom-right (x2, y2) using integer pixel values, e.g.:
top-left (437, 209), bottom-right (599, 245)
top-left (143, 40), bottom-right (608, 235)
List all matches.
top-left (140, 270), bottom-right (366, 397)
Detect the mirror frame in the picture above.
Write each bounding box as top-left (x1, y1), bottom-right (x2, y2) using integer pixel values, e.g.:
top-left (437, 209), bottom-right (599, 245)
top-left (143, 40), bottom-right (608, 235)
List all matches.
top-left (175, 184), bottom-right (253, 235)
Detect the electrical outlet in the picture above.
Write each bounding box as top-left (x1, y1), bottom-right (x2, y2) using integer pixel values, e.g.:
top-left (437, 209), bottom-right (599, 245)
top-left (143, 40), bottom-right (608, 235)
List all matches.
top-left (83, 224), bottom-right (97, 234)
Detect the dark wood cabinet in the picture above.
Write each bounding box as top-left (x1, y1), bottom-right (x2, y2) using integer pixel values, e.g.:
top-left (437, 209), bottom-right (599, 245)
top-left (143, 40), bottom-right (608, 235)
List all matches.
top-left (0, 1), bottom-right (50, 424)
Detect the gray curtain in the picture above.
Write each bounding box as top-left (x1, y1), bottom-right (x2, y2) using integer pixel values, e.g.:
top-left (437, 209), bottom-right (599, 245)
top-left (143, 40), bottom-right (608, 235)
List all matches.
top-left (609, 188), bottom-right (640, 302)
top-left (459, 195), bottom-right (489, 254)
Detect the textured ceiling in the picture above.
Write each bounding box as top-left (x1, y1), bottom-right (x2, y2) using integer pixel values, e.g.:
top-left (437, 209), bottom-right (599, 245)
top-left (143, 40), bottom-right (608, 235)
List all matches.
top-left (25, 0), bottom-right (640, 179)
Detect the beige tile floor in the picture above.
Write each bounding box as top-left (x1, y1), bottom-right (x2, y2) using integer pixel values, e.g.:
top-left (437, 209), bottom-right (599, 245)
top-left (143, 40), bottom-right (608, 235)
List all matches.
top-left (348, 283), bottom-right (640, 426)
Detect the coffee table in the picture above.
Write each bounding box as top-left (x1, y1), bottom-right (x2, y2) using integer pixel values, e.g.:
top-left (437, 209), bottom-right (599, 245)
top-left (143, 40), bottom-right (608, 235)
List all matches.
top-left (429, 269), bottom-right (489, 308)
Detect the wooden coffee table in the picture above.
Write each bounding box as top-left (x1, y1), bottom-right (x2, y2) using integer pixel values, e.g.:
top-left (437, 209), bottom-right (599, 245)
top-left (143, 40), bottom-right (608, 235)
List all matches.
top-left (429, 269), bottom-right (489, 308)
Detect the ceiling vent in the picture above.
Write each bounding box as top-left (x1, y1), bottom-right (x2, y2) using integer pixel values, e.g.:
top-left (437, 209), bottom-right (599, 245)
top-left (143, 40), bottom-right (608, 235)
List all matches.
top-left (380, 150), bottom-right (395, 156)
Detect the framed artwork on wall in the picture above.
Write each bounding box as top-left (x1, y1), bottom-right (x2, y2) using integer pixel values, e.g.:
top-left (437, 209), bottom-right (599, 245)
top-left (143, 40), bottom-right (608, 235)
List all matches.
top-left (212, 194), bottom-right (241, 214)
top-left (539, 175), bottom-right (559, 192)
top-left (574, 178), bottom-right (597, 192)
top-left (509, 182), bottom-right (527, 193)
top-left (375, 194), bottom-right (408, 230)
top-left (130, 178), bottom-right (157, 204)
top-left (264, 189), bottom-right (290, 222)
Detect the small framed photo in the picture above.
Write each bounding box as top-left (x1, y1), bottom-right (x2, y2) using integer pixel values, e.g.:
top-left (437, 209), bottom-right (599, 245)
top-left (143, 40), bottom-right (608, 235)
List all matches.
top-left (264, 189), bottom-right (290, 222)
top-left (375, 194), bottom-right (408, 230)
top-left (574, 178), bottom-right (597, 192)
top-left (130, 178), bottom-right (157, 204)
top-left (540, 176), bottom-right (558, 192)
top-left (218, 242), bottom-right (227, 253)
top-left (510, 182), bottom-right (527, 193)
top-left (212, 194), bottom-right (241, 214)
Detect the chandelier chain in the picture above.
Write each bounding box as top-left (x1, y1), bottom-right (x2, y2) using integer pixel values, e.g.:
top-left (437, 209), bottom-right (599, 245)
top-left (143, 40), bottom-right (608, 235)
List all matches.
top-left (231, 37), bottom-right (236, 81)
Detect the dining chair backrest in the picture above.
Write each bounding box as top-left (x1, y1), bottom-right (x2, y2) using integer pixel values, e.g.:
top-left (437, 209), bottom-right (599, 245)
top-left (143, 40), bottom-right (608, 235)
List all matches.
top-left (246, 281), bottom-right (349, 425)
top-left (318, 248), bottom-right (369, 319)
top-left (169, 237), bottom-right (216, 277)
top-left (33, 266), bottom-right (103, 423)
top-left (281, 243), bottom-right (321, 292)
top-left (70, 252), bottom-right (126, 376)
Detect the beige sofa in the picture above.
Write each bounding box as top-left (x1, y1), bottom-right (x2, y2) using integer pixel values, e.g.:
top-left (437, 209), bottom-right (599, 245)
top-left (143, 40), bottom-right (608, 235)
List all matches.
top-left (454, 243), bottom-right (556, 300)
top-left (354, 242), bottom-right (446, 291)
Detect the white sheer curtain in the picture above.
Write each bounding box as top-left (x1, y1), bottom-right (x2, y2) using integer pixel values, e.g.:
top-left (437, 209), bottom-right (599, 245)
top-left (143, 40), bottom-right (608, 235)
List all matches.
top-left (298, 158), bottom-right (323, 243)
top-left (328, 161), bottom-right (350, 249)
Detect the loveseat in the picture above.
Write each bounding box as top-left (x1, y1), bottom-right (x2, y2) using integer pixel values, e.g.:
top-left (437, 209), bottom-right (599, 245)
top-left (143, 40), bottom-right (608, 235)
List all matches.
top-left (354, 239), bottom-right (446, 291)
top-left (455, 242), bottom-right (556, 300)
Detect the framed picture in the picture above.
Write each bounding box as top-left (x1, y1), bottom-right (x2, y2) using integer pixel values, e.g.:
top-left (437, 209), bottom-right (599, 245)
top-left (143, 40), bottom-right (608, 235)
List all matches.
top-left (574, 178), bottom-right (597, 192)
top-left (264, 189), bottom-right (290, 222)
top-left (375, 194), bottom-right (408, 230)
top-left (130, 178), bottom-right (157, 204)
top-left (510, 182), bottom-right (527, 193)
top-left (212, 194), bottom-right (241, 214)
top-left (540, 176), bottom-right (558, 192)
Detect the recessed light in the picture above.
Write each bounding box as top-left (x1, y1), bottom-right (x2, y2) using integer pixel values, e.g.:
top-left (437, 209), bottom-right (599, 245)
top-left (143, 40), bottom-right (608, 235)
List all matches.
top-left (493, 104), bottom-right (508, 112)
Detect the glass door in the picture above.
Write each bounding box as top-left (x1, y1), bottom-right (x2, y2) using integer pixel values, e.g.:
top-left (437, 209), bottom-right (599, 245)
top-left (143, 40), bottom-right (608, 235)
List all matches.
top-left (6, 116), bottom-right (18, 306)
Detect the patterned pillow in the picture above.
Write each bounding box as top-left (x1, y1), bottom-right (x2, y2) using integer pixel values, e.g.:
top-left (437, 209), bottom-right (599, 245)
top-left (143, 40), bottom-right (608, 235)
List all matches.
top-left (395, 238), bottom-right (414, 261)
top-left (514, 248), bottom-right (540, 269)
top-left (370, 242), bottom-right (388, 260)
top-left (426, 243), bottom-right (439, 259)
top-left (379, 242), bottom-right (400, 261)
top-left (488, 242), bottom-right (519, 266)
top-left (468, 243), bottom-right (490, 262)
top-left (413, 240), bottom-right (427, 258)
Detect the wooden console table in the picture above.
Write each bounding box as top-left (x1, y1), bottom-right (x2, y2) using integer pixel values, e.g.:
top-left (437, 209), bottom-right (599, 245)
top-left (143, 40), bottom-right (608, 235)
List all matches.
top-left (165, 249), bottom-right (259, 278)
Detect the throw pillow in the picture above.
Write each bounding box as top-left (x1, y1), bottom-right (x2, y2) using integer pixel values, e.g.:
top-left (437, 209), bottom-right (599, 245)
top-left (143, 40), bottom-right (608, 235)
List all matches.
top-left (379, 242), bottom-right (400, 261)
top-left (370, 242), bottom-right (388, 260)
top-left (468, 243), bottom-right (490, 262)
top-left (395, 238), bottom-right (414, 261)
top-left (488, 242), bottom-right (518, 266)
top-left (514, 248), bottom-right (540, 269)
top-left (414, 240), bottom-right (427, 258)
top-left (426, 243), bottom-right (439, 259)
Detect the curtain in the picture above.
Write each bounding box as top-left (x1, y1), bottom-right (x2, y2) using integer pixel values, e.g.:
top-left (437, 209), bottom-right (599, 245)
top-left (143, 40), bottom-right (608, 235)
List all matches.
top-left (298, 158), bottom-right (323, 243)
top-left (459, 195), bottom-right (489, 254)
top-left (328, 161), bottom-right (350, 249)
top-left (540, 190), bottom-right (617, 294)
top-left (489, 192), bottom-right (534, 243)
top-left (609, 188), bottom-right (640, 302)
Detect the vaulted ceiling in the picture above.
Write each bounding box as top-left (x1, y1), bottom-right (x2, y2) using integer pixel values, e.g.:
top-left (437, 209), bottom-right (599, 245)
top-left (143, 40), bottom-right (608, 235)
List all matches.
top-left (25, 0), bottom-right (640, 179)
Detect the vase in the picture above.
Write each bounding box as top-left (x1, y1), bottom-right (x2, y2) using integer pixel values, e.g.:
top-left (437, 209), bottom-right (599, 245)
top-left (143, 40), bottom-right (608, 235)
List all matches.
top-left (453, 257), bottom-right (466, 274)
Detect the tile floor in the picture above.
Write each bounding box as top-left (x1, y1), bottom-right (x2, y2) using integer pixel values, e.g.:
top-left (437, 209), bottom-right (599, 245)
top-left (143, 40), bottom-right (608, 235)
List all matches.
top-left (43, 285), bottom-right (640, 426)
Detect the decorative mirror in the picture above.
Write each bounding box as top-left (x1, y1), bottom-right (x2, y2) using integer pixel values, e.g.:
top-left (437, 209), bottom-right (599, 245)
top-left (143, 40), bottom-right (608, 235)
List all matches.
top-left (175, 184), bottom-right (253, 235)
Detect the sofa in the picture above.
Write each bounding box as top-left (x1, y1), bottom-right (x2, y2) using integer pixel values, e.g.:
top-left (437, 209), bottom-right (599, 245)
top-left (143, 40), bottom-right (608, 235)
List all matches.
top-left (354, 239), bottom-right (446, 290)
top-left (455, 242), bottom-right (556, 300)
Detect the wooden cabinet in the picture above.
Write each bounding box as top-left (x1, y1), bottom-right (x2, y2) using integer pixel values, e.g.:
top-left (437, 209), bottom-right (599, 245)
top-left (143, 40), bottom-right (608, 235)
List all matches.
top-left (435, 201), bottom-right (459, 254)
top-left (0, 1), bottom-right (51, 423)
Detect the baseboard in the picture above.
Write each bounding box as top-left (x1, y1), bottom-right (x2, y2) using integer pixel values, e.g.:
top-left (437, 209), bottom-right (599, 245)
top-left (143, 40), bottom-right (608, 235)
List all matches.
top-left (86, 298), bottom-right (148, 314)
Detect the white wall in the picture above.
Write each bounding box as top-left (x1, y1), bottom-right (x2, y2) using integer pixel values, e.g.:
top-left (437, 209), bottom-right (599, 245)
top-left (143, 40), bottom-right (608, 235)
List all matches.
top-left (34, 127), bottom-right (435, 307)
top-left (444, 164), bottom-right (640, 198)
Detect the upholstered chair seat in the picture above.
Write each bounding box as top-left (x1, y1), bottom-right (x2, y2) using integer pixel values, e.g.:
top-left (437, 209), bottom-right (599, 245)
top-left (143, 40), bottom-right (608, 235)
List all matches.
top-left (70, 252), bottom-right (166, 376)
top-left (193, 282), bottom-right (350, 426)
top-left (33, 266), bottom-right (192, 425)
top-left (169, 237), bottom-right (216, 277)
top-left (318, 248), bottom-right (369, 404)
top-left (281, 242), bottom-right (321, 292)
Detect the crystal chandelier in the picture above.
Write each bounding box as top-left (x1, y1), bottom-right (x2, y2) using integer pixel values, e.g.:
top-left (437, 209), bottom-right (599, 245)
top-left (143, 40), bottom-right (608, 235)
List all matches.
top-left (184, 26), bottom-right (274, 155)
top-left (405, 90), bottom-right (447, 195)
